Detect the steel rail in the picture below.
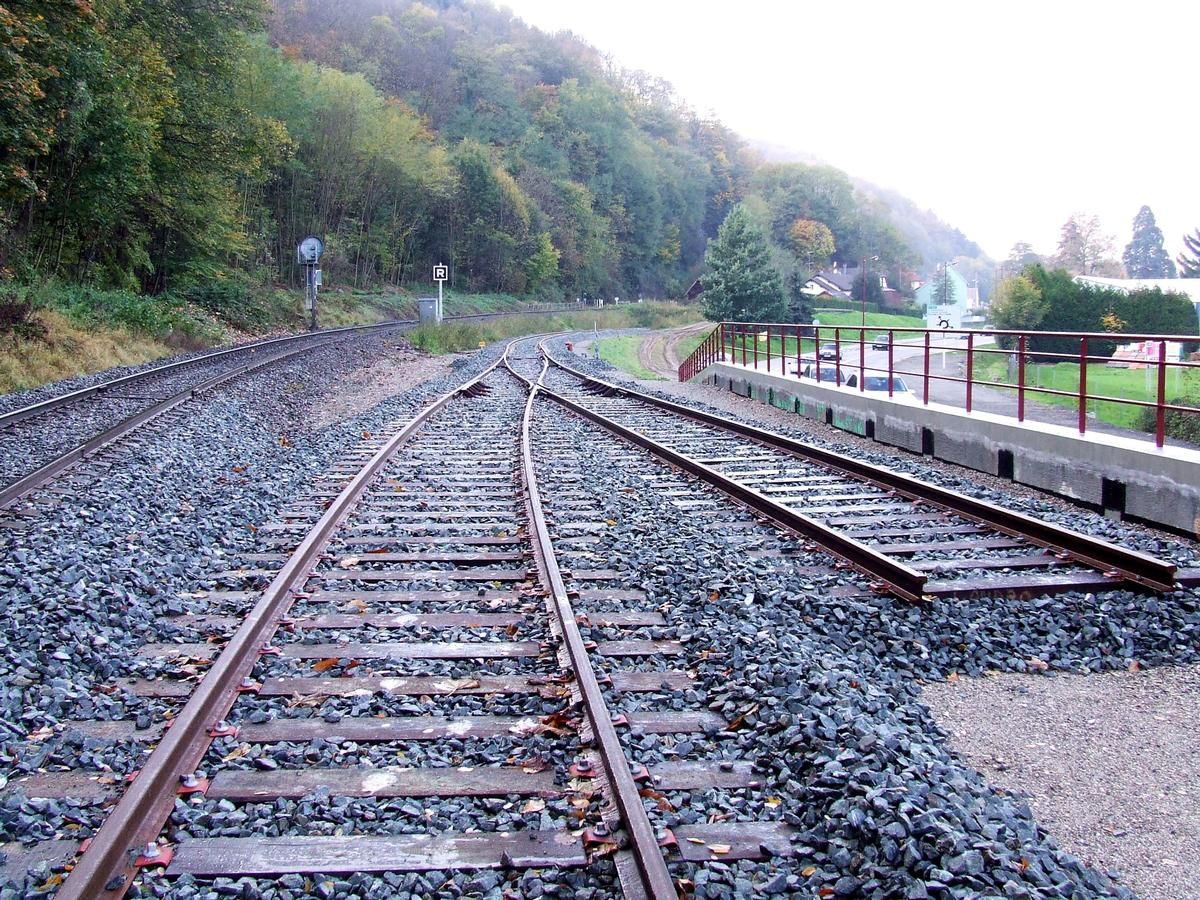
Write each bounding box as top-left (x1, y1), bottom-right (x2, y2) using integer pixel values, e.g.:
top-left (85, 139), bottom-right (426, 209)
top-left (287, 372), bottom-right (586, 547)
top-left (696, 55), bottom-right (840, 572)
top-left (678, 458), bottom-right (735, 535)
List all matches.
top-left (0, 304), bottom-right (581, 432)
top-left (514, 351), bottom-right (926, 602)
top-left (547, 348), bottom-right (1178, 594)
top-left (0, 320), bottom-right (405, 432)
top-left (507, 344), bottom-right (679, 899)
top-left (0, 329), bottom-right (383, 510)
top-left (57, 356), bottom-right (506, 900)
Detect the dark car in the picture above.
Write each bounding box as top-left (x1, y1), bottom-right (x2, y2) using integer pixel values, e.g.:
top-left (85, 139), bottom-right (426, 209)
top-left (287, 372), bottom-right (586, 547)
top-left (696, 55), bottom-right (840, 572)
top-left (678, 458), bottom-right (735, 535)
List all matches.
top-left (871, 333), bottom-right (892, 351)
top-left (799, 362), bottom-right (845, 384)
top-left (818, 343), bottom-right (840, 361)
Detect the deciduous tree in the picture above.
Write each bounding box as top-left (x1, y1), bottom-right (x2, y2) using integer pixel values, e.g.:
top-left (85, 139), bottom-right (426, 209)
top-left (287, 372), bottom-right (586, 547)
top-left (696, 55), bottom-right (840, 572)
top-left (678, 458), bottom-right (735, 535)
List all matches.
top-left (786, 218), bottom-right (834, 273)
top-left (990, 274), bottom-right (1047, 331)
top-left (1054, 214), bottom-right (1118, 275)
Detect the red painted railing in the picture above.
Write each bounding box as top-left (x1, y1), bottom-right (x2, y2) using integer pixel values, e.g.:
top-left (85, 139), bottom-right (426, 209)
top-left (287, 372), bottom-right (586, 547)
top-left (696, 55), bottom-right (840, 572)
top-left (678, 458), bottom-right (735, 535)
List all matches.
top-left (677, 321), bottom-right (1200, 449)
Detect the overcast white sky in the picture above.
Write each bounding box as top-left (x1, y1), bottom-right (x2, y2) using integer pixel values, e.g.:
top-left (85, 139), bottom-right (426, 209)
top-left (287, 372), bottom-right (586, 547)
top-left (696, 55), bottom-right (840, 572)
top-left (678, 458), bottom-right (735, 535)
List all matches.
top-left (501, 0), bottom-right (1199, 263)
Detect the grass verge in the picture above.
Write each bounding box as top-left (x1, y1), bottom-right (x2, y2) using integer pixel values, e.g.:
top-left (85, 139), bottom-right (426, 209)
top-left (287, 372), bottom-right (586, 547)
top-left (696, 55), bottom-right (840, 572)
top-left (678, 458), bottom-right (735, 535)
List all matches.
top-left (406, 304), bottom-right (703, 354)
top-left (596, 335), bottom-right (662, 380)
top-left (0, 310), bottom-right (174, 393)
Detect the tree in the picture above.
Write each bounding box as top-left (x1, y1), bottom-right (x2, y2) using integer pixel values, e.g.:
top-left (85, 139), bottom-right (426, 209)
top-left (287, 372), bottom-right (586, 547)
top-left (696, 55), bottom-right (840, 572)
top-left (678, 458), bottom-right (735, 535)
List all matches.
top-left (990, 274), bottom-right (1047, 332)
top-left (851, 269), bottom-right (883, 304)
top-left (1054, 214), bottom-right (1118, 275)
top-left (1001, 241), bottom-right (1042, 277)
top-left (700, 206), bottom-right (786, 322)
top-left (786, 218), bottom-right (834, 272)
top-left (1178, 229), bottom-right (1200, 278)
top-left (931, 266), bottom-right (957, 306)
top-left (1122, 206), bottom-right (1176, 278)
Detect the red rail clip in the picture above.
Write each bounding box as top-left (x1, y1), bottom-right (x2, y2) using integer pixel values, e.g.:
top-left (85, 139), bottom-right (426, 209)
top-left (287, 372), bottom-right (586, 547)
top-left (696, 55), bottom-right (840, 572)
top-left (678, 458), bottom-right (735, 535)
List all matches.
top-left (134, 842), bottom-right (174, 869)
top-left (209, 720), bottom-right (239, 739)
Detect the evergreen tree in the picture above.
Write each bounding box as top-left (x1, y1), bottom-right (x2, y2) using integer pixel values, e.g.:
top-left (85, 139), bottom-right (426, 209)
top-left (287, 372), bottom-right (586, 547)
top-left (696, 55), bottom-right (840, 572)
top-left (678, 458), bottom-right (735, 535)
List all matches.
top-left (1122, 206), bottom-right (1176, 278)
top-left (931, 266), bottom-right (957, 306)
top-left (700, 206), bottom-right (786, 322)
top-left (1178, 229), bottom-right (1200, 278)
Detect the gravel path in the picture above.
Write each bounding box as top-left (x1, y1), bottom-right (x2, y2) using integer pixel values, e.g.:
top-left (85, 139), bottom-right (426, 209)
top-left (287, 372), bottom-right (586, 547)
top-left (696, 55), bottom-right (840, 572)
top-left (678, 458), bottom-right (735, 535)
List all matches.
top-left (923, 666), bottom-right (1200, 900)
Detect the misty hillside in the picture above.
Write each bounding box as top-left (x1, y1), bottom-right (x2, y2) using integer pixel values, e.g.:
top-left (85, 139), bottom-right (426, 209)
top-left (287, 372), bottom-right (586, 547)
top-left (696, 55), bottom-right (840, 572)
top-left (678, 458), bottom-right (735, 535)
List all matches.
top-left (4, 0), bottom-right (992, 320)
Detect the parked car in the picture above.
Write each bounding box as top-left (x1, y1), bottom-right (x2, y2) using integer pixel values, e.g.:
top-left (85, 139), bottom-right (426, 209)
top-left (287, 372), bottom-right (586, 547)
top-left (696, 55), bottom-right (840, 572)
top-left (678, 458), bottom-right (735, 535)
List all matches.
top-left (845, 373), bottom-right (913, 399)
top-left (798, 361), bottom-right (845, 384)
top-left (871, 333), bottom-right (892, 351)
top-left (818, 342), bottom-right (840, 360)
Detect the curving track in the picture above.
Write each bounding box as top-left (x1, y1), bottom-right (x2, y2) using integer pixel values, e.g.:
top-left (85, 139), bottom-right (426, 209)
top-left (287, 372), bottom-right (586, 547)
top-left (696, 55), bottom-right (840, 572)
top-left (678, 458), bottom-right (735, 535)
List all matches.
top-left (530, 340), bottom-right (1179, 602)
top-left (4, 330), bottom-right (1194, 898)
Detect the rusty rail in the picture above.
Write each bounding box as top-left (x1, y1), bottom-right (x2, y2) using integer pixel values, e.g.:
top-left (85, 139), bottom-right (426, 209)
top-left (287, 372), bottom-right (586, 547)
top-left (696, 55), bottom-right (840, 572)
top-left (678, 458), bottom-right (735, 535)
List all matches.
top-left (507, 344), bottom-right (679, 899)
top-left (560, 348), bottom-right (1177, 594)
top-left (57, 356), bottom-right (507, 899)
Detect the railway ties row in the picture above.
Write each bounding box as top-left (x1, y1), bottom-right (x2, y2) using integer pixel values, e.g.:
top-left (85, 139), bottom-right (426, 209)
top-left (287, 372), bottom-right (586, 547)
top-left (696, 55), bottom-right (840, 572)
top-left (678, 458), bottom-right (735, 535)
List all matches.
top-left (25, 348), bottom-right (797, 899)
top-left (533, 344), bottom-right (1179, 602)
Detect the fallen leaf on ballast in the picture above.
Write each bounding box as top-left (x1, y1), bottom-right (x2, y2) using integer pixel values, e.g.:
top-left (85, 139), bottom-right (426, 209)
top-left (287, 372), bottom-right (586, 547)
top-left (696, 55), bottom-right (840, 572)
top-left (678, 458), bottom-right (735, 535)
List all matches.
top-left (1027, 658), bottom-right (1049, 671)
top-left (521, 799), bottom-right (545, 814)
top-left (312, 658), bottom-right (341, 672)
top-left (707, 844), bottom-right (731, 855)
top-left (338, 556), bottom-right (361, 568)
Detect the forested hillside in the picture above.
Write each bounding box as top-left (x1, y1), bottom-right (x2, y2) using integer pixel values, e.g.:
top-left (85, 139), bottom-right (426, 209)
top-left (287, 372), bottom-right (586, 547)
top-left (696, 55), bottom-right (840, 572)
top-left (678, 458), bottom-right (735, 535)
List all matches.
top-left (1, 0), bottom-right (989, 332)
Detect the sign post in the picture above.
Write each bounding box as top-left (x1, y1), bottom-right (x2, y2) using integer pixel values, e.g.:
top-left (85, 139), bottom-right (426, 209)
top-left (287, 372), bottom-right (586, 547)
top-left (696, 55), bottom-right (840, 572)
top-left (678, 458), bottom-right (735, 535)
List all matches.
top-left (297, 236), bottom-right (324, 331)
top-left (433, 264), bottom-right (448, 320)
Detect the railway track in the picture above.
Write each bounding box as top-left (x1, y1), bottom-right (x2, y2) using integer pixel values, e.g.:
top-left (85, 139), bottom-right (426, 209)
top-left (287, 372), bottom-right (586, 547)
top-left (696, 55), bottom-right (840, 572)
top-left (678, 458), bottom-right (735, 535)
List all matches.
top-left (0, 307), bottom-right (577, 514)
top-left (30, 339), bottom-right (787, 899)
top-left (4, 331), bottom-right (1195, 898)
top-left (528, 339), bottom-right (1180, 603)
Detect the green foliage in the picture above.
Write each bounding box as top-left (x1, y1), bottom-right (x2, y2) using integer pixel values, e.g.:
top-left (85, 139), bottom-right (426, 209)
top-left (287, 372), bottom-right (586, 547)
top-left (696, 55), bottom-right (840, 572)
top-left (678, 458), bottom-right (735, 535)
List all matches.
top-left (851, 270), bottom-right (884, 305)
top-left (1139, 396), bottom-right (1200, 443)
top-left (1122, 206), bottom-right (1176, 279)
top-left (700, 207), bottom-right (786, 323)
top-left (1178, 229), bottom-right (1200, 278)
top-left (0, 283), bottom-right (46, 340)
top-left (931, 267), bottom-right (957, 306)
top-left (990, 274), bottom-right (1048, 340)
top-left (1022, 265), bottom-right (1198, 357)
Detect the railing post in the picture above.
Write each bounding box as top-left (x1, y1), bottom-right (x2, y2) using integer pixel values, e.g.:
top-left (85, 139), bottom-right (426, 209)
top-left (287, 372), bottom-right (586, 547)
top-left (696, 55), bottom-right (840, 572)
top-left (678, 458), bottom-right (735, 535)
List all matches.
top-left (1017, 335), bottom-right (1026, 422)
top-left (834, 329), bottom-right (841, 384)
top-left (814, 326), bottom-right (821, 381)
top-left (1078, 337), bottom-right (1088, 434)
top-left (965, 332), bottom-right (974, 413)
top-left (923, 332), bottom-right (930, 405)
top-left (858, 328), bottom-right (865, 391)
top-left (741, 325), bottom-right (747, 366)
top-left (795, 324), bottom-right (801, 377)
top-left (887, 329), bottom-right (894, 397)
top-left (1156, 340), bottom-right (1167, 448)
top-left (753, 326), bottom-right (759, 370)
top-left (766, 325), bottom-right (771, 373)
top-left (719, 323), bottom-right (726, 362)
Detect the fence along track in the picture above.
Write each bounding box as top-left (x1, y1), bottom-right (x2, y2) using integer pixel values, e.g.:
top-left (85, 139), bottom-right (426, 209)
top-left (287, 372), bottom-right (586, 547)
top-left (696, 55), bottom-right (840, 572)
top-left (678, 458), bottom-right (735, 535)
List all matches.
top-left (535, 342), bottom-right (1176, 601)
top-left (55, 341), bottom-right (676, 899)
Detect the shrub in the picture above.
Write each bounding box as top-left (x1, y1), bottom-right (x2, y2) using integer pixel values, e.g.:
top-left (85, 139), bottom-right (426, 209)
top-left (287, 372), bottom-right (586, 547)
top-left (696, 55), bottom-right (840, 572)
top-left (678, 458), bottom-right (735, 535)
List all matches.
top-left (0, 285), bottom-right (48, 342)
top-left (1139, 395), bottom-right (1200, 444)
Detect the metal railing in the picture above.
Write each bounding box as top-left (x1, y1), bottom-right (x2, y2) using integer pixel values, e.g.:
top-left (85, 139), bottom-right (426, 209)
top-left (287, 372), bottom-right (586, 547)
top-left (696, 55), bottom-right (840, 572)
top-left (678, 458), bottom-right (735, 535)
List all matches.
top-left (678, 321), bottom-right (1200, 449)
